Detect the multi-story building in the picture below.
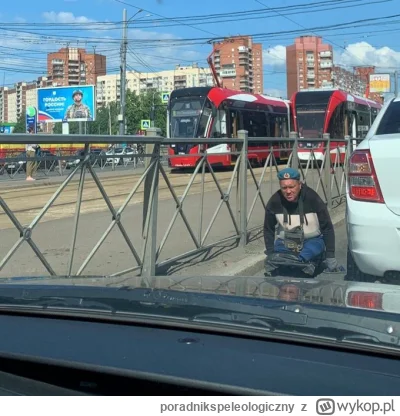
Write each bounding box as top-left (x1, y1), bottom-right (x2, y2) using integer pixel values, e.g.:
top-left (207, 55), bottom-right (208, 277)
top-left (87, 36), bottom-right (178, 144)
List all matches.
top-left (47, 47), bottom-right (106, 87)
top-left (211, 36), bottom-right (263, 94)
top-left (96, 64), bottom-right (213, 107)
top-left (332, 65), bottom-right (367, 96)
top-left (286, 36), bottom-right (333, 98)
top-left (0, 76), bottom-right (54, 123)
top-left (353, 66), bottom-right (383, 102)
top-left (286, 36), bottom-right (375, 98)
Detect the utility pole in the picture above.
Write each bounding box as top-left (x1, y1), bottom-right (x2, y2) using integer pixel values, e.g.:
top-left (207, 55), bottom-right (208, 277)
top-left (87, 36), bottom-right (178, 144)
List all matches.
top-left (394, 70), bottom-right (398, 97)
top-left (119, 8), bottom-right (128, 136)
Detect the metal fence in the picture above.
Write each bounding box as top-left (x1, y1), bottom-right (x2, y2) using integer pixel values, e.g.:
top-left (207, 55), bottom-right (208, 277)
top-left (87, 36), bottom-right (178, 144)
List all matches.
top-left (0, 129), bottom-right (356, 280)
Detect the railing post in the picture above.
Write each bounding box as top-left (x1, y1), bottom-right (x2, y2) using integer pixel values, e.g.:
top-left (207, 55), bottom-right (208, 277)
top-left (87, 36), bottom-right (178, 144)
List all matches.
top-left (323, 133), bottom-right (332, 209)
top-left (238, 130), bottom-right (248, 247)
top-left (290, 131), bottom-right (299, 169)
top-left (142, 127), bottom-right (161, 279)
top-left (345, 135), bottom-right (352, 173)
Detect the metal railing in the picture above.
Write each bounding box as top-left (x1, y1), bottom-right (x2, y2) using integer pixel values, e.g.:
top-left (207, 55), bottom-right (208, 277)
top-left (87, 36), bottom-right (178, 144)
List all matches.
top-left (0, 129), bottom-right (356, 281)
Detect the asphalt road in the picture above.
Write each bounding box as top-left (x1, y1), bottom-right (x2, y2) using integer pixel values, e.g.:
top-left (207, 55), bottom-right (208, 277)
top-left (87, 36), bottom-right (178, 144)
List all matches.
top-left (252, 221), bottom-right (348, 280)
top-left (0, 162), bottom-right (347, 279)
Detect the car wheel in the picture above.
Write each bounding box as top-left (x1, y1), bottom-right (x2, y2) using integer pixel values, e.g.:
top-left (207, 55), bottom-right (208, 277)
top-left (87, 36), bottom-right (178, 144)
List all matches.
top-left (345, 248), bottom-right (378, 282)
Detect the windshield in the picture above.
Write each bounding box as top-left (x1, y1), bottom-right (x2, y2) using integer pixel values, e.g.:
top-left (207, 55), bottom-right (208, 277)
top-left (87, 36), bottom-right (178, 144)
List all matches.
top-left (170, 96), bottom-right (205, 139)
top-left (1, 2), bottom-right (398, 371)
top-left (296, 111), bottom-right (325, 138)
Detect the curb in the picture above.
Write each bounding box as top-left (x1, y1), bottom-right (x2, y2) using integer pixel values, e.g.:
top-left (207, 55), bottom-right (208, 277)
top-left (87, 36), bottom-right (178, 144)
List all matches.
top-left (217, 204), bottom-right (347, 277)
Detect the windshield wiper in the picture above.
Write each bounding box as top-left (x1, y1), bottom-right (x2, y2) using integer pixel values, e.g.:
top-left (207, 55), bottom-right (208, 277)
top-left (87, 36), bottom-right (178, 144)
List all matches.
top-left (0, 295), bottom-right (115, 313)
top-left (0, 285), bottom-right (398, 348)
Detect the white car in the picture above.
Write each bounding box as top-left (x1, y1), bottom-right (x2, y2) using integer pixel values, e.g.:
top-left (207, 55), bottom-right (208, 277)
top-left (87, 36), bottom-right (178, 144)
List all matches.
top-left (106, 146), bottom-right (135, 165)
top-left (346, 96), bottom-right (400, 282)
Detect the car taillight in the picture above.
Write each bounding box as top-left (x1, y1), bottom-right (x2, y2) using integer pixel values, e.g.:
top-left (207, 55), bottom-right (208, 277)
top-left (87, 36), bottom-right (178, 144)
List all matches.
top-left (348, 150), bottom-right (384, 203)
top-left (347, 291), bottom-right (383, 310)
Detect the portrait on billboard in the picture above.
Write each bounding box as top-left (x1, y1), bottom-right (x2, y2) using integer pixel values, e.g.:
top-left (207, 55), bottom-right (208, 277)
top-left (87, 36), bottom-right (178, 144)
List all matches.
top-left (65, 89), bottom-right (92, 120)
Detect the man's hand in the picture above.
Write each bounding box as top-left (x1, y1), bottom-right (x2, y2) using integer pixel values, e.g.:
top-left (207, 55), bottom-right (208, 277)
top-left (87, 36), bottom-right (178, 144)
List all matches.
top-left (324, 257), bottom-right (345, 272)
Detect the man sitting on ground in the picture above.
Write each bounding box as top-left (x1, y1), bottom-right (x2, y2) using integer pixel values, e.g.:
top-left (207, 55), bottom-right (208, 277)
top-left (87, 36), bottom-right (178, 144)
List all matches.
top-left (264, 167), bottom-right (340, 275)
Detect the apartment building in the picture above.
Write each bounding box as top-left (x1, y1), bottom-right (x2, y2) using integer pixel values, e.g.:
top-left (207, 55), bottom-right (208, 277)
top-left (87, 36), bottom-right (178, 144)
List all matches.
top-left (354, 66), bottom-right (383, 102)
top-left (211, 36), bottom-right (263, 94)
top-left (286, 36), bottom-right (334, 98)
top-left (0, 76), bottom-right (53, 123)
top-left (47, 47), bottom-right (106, 87)
top-left (286, 36), bottom-right (375, 99)
top-left (96, 64), bottom-right (213, 107)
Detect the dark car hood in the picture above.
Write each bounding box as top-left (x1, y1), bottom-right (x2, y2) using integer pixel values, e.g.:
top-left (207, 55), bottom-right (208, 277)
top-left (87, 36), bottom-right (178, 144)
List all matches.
top-left (0, 274), bottom-right (395, 314)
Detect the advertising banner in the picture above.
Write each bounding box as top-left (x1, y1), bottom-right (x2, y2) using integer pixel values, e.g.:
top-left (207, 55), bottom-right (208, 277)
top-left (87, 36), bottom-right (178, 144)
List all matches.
top-left (0, 125), bottom-right (14, 134)
top-left (369, 74), bottom-right (391, 93)
top-left (37, 85), bottom-right (96, 123)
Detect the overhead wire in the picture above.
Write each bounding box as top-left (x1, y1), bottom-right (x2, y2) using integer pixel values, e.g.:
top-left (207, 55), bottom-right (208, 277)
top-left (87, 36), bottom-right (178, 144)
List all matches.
top-left (113, 0), bottom-right (220, 37)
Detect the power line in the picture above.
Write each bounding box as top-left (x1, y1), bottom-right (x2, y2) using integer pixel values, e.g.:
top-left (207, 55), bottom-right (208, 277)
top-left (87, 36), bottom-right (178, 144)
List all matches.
top-left (113, 0), bottom-right (220, 37)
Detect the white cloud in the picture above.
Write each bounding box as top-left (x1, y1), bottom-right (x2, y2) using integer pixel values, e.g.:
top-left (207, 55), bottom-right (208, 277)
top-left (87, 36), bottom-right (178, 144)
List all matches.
top-left (14, 17), bottom-right (26, 23)
top-left (337, 42), bottom-right (400, 70)
top-left (263, 45), bottom-right (286, 68)
top-left (113, 28), bottom-right (206, 73)
top-left (264, 88), bottom-right (286, 99)
top-left (42, 11), bottom-right (93, 24)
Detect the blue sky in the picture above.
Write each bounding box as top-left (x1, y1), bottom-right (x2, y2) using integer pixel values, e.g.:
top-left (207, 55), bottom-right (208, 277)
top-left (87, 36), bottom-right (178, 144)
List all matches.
top-left (1, 0), bottom-right (400, 97)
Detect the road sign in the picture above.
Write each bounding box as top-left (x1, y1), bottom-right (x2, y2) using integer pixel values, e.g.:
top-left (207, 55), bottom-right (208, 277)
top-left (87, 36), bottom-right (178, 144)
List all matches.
top-left (141, 119), bottom-right (151, 129)
top-left (161, 92), bottom-right (170, 103)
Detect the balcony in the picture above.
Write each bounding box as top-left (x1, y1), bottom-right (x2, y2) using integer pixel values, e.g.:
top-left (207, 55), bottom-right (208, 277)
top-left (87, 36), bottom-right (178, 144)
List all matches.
top-left (307, 73), bottom-right (315, 78)
top-left (220, 68), bottom-right (236, 78)
top-left (320, 60), bottom-right (333, 69)
top-left (319, 51), bottom-right (332, 58)
top-left (238, 46), bottom-right (249, 53)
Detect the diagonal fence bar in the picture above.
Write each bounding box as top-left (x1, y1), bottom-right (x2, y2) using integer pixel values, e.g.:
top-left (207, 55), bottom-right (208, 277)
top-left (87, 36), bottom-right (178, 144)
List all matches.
top-left (0, 131), bottom-right (351, 279)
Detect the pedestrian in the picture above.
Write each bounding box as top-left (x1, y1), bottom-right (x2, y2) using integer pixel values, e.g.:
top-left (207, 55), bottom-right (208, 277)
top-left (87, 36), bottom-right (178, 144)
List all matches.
top-left (26, 127), bottom-right (38, 181)
top-left (264, 167), bottom-right (341, 275)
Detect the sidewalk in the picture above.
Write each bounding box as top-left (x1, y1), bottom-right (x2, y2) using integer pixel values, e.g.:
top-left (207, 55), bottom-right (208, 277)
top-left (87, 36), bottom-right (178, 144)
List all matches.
top-left (162, 202), bottom-right (347, 278)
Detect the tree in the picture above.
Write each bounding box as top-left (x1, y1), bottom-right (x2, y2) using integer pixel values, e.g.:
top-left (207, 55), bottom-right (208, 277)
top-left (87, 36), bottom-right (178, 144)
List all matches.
top-left (12, 114), bottom-right (26, 133)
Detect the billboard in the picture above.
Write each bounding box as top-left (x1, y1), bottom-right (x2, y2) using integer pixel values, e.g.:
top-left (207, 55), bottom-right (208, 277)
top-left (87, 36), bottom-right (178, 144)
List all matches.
top-left (369, 74), bottom-right (391, 93)
top-left (37, 85), bottom-right (96, 123)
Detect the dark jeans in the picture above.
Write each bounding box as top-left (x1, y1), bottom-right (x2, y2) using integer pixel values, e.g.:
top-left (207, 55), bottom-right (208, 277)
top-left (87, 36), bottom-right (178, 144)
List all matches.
top-left (274, 235), bottom-right (325, 262)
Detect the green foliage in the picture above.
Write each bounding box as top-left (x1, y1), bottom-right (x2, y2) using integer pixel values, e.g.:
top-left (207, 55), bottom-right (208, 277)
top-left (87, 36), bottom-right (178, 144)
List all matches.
top-left (12, 114), bottom-right (26, 133)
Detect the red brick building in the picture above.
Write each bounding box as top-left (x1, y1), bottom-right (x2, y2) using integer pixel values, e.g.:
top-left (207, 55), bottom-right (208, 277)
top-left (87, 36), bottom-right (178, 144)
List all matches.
top-left (47, 47), bottom-right (106, 86)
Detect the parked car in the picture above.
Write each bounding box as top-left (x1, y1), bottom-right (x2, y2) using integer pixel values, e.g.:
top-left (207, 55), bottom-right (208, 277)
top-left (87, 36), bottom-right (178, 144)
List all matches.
top-left (106, 146), bottom-right (135, 165)
top-left (65, 148), bottom-right (106, 169)
top-left (6, 149), bottom-right (57, 173)
top-left (346, 96), bottom-right (400, 282)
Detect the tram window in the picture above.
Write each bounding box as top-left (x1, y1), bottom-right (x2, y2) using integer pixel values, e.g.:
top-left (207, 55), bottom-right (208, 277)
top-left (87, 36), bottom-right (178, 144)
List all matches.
top-left (242, 111), bottom-right (268, 138)
top-left (328, 103), bottom-right (345, 139)
top-left (211, 109), bottom-right (228, 138)
top-left (270, 115), bottom-right (288, 138)
top-left (197, 100), bottom-right (212, 138)
top-left (356, 111), bottom-right (370, 139)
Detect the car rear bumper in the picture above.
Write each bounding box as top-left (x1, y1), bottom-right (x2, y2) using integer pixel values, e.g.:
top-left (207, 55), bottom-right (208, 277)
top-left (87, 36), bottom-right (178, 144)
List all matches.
top-left (347, 197), bottom-right (400, 277)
